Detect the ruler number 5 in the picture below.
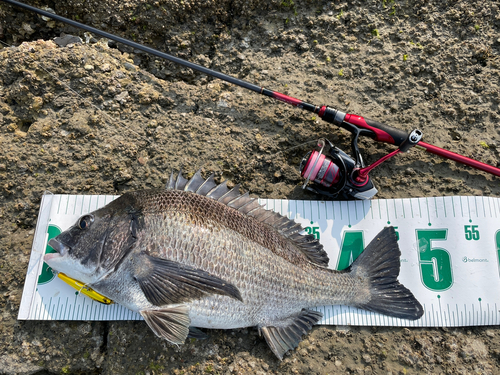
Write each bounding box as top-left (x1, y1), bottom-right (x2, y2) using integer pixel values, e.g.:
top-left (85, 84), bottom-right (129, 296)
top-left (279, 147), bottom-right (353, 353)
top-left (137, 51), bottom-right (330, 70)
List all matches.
top-left (464, 225), bottom-right (480, 241)
top-left (417, 229), bottom-right (453, 292)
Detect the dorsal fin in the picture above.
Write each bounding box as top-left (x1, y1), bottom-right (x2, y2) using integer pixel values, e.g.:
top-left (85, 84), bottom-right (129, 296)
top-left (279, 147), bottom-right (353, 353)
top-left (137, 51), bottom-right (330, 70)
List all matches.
top-left (206, 181), bottom-right (229, 200)
top-left (166, 171), bottom-right (176, 190)
top-left (196, 173), bottom-right (217, 195)
top-left (167, 170), bottom-right (329, 267)
top-left (175, 168), bottom-right (189, 190)
top-left (184, 170), bottom-right (206, 193)
top-left (228, 192), bottom-right (252, 209)
top-left (218, 185), bottom-right (241, 205)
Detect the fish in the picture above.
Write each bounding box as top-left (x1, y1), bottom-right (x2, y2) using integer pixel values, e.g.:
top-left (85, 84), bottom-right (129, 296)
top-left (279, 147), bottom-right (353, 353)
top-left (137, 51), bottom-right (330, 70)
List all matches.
top-left (45, 170), bottom-right (423, 359)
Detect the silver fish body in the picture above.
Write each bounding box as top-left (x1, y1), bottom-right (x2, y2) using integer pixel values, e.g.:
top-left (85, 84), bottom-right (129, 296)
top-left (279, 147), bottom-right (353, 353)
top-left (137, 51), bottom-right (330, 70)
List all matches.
top-left (46, 171), bottom-right (423, 359)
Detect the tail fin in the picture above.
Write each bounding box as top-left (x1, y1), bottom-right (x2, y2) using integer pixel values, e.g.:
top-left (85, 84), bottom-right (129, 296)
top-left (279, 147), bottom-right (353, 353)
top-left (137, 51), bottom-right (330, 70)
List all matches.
top-left (349, 227), bottom-right (424, 320)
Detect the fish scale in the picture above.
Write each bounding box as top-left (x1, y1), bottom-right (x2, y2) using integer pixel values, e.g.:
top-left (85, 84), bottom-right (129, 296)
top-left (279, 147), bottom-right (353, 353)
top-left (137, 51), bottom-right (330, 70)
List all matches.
top-left (137, 190), bottom-right (312, 267)
top-left (45, 170), bottom-right (423, 359)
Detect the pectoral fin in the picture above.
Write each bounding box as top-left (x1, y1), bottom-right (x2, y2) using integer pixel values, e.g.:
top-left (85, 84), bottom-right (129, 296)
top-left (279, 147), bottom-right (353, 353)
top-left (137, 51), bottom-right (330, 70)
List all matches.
top-left (140, 305), bottom-right (190, 344)
top-left (260, 309), bottom-right (323, 360)
top-left (132, 252), bottom-right (242, 306)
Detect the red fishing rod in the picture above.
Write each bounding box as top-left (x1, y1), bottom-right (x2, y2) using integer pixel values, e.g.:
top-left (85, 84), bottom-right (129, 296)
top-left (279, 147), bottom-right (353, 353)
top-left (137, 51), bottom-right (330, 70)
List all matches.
top-left (3, 0), bottom-right (499, 198)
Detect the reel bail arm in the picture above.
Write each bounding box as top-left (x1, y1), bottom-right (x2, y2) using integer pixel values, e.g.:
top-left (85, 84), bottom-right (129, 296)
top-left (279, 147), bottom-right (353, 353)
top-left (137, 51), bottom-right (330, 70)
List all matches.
top-left (353, 129), bottom-right (423, 184)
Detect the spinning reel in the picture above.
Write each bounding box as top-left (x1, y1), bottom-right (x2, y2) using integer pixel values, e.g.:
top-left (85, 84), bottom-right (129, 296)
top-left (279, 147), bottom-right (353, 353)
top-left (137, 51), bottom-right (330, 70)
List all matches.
top-left (300, 127), bottom-right (423, 200)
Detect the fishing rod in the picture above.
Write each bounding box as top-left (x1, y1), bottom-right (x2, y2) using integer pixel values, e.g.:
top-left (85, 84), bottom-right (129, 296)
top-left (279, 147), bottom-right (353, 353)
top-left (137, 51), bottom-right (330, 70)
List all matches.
top-left (3, 0), bottom-right (500, 199)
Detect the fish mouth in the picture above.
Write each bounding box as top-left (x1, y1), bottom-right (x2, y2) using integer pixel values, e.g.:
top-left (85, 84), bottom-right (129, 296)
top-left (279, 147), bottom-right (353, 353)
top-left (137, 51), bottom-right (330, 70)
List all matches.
top-left (45, 238), bottom-right (70, 262)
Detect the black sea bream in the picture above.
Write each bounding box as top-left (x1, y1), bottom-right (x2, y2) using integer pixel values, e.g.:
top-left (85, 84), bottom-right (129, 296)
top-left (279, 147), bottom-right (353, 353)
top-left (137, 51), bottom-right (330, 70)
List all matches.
top-left (45, 171), bottom-right (423, 359)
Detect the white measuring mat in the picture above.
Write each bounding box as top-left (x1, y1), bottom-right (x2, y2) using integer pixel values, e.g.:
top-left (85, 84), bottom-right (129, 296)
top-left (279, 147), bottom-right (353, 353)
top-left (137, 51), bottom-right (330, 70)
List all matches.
top-left (18, 193), bottom-right (500, 327)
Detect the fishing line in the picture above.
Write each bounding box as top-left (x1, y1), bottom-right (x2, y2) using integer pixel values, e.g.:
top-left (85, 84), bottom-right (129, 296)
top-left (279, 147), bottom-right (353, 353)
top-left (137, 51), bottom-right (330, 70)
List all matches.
top-left (0, 38), bottom-right (273, 179)
top-left (269, 139), bottom-right (318, 158)
top-left (4, 0), bottom-right (499, 179)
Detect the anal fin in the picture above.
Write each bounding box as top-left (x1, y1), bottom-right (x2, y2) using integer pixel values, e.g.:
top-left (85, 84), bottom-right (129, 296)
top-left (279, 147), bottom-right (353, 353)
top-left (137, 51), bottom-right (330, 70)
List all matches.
top-left (260, 309), bottom-right (323, 360)
top-left (141, 305), bottom-right (191, 345)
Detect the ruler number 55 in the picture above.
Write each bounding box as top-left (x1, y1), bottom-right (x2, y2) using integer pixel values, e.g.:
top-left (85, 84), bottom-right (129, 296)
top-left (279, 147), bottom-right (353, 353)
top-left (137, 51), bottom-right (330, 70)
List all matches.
top-left (464, 225), bottom-right (480, 241)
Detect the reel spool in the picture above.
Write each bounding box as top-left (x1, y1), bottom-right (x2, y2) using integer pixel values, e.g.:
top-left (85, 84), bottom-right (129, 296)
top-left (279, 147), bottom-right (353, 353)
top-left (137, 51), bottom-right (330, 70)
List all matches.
top-left (299, 139), bottom-right (377, 200)
top-left (299, 129), bottom-right (423, 200)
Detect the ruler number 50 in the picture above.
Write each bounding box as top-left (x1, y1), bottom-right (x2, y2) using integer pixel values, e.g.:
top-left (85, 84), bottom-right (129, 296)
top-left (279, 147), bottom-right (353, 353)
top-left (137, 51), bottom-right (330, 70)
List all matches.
top-left (464, 225), bottom-right (480, 241)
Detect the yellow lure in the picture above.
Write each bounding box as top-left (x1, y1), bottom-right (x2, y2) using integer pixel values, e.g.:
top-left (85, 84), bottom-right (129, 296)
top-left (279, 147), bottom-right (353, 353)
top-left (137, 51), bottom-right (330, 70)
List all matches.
top-left (58, 273), bottom-right (113, 305)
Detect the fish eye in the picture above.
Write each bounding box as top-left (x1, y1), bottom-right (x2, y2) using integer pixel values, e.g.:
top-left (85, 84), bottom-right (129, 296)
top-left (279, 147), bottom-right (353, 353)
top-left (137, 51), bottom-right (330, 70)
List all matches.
top-left (78, 215), bottom-right (94, 230)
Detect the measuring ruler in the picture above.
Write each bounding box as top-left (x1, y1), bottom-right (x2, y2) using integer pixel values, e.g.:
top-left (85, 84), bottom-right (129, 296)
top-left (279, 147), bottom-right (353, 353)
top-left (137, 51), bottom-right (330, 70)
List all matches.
top-left (19, 194), bottom-right (500, 327)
